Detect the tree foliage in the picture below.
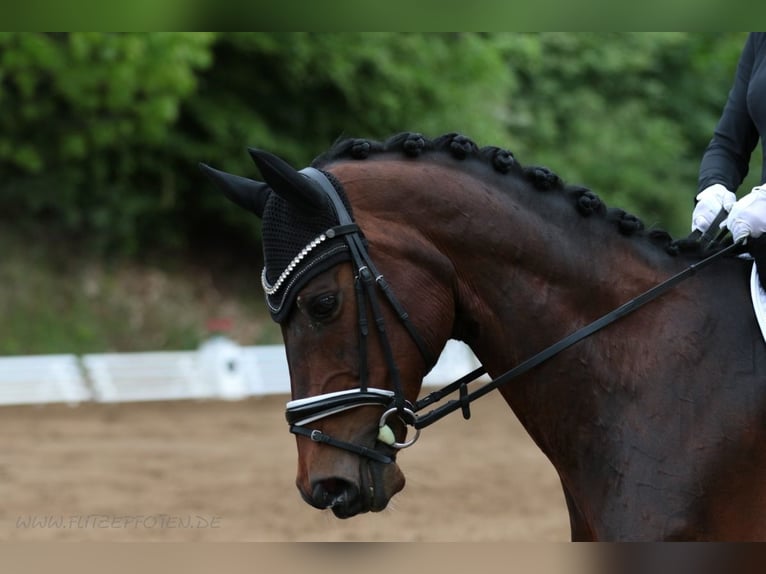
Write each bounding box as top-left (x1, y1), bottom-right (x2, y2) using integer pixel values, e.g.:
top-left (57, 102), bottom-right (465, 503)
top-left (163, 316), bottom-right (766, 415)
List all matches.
top-left (0, 33), bottom-right (216, 251)
top-left (0, 32), bottom-right (753, 253)
top-left (498, 32), bottom-right (751, 235)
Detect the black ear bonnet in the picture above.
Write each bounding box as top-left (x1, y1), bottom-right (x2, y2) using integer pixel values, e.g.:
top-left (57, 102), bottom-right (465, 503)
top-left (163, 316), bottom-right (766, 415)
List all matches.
top-left (260, 170), bottom-right (356, 322)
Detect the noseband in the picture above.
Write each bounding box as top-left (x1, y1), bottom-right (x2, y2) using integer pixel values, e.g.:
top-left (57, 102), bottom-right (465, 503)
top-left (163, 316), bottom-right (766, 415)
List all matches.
top-left (284, 167), bottom-right (433, 465)
top-left (284, 168), bottom-right (742, 465)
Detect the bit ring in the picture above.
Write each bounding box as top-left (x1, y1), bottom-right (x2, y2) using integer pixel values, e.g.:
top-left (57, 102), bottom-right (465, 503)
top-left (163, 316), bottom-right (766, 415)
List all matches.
top-left (378, 407), bottom-right (420, 449)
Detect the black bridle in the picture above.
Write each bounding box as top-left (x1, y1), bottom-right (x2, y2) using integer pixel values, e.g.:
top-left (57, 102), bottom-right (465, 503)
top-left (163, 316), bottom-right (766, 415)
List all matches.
top-left (285, 170), bottom-right (741, 464)
top-left (285, 167), bottom-right (435, 464)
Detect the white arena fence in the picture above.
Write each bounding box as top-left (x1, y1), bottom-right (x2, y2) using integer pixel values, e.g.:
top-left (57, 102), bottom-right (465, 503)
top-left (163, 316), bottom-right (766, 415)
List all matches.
top-left (0, 339), bottom-right (481, 406)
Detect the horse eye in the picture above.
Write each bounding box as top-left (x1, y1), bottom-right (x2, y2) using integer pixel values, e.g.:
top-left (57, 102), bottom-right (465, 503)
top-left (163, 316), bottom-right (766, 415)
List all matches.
top-left (306, 293), bottom-right (339, 321)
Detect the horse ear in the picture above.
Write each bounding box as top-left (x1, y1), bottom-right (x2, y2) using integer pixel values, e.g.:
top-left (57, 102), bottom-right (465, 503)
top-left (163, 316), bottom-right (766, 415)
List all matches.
top-left (199, 163), bottom-right (271, 218)
top-left (248, 148), bottom-right (327, 212)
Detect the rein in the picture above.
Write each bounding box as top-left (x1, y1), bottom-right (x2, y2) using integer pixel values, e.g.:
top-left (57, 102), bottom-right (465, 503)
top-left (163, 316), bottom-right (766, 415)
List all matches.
top-left (284, 167), bottom-right (742, 463)
top-left (412, 237), bottom-right (742, 429)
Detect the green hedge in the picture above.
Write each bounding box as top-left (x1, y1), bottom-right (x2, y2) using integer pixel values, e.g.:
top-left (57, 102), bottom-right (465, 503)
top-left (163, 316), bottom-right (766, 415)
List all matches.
top-left (0, 33), bottom-right (751, 254)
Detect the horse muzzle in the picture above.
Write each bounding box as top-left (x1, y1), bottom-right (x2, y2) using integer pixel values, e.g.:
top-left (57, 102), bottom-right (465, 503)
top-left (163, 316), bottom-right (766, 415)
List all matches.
top-left (302, 459), bottom-right (405, 518)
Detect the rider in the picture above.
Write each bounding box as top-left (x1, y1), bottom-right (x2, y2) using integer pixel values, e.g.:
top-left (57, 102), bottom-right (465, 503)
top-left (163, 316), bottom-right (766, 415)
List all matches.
top-left (692, 33), bottom-right (766, 244)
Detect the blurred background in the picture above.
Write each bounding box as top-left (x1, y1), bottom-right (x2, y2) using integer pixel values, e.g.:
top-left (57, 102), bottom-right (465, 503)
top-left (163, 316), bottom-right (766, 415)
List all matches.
top-left (0, 32), bottom-right (758, 356)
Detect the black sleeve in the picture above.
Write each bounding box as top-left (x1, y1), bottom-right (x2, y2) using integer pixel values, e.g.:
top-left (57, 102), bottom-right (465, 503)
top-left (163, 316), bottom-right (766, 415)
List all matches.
top-left (698, 33), bottom-right (761, 194)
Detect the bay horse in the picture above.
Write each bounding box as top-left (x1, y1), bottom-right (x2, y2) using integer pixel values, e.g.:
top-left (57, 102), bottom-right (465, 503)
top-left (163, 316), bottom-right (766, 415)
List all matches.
top-left (201, 132), bottom-right (766, 541)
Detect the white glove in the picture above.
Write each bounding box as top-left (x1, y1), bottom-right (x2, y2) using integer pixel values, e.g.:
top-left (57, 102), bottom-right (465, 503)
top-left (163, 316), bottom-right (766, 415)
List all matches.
top-left (723, 186), bottom-right (766, 242)
top-left (691, 184), bottom-right (736, 233)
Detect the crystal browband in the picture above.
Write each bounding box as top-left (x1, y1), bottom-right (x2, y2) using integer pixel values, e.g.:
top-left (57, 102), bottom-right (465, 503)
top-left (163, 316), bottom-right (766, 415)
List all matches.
top-left (261, 224), bottom-right (361, 296)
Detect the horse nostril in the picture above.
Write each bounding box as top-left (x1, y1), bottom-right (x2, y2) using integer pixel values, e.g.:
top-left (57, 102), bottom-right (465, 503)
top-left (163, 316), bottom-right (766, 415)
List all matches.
top-left (311, 478), bottom-right (360, 516)
top-left (312, 478), bottom-right (350, 506)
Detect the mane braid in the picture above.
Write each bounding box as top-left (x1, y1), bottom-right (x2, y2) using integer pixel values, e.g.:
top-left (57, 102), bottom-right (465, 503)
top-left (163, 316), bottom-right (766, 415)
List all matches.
top-left (312, 132), bottom-right (707, 258)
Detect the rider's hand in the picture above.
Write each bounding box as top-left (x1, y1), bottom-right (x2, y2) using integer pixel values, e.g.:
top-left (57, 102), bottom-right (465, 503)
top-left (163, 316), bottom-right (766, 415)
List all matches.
top-left (723, 186), bottom-right (766, 242)
top-left (691, 183), bottom-right (736, 233)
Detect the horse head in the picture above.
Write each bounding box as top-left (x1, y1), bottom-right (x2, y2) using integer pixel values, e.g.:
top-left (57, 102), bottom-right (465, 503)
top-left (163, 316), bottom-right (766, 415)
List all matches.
top-left (201, 145), bottom-right (454, 517)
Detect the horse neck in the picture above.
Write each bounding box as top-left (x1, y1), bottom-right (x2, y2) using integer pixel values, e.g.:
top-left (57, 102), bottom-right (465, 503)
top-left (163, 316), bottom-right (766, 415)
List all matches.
top-left (333, 157), bottom-right (669, 372)
top-left (394, 162), bottom-right (669, 378)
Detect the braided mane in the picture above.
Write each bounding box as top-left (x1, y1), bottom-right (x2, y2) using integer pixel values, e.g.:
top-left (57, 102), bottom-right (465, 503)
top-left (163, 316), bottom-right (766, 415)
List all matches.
top-left (313, 132), bottom-right (702, 257)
